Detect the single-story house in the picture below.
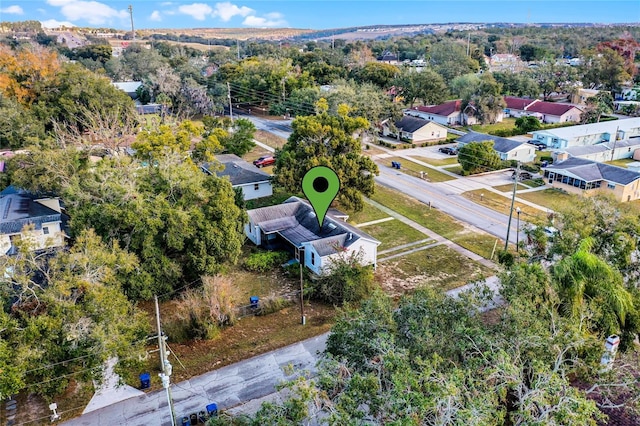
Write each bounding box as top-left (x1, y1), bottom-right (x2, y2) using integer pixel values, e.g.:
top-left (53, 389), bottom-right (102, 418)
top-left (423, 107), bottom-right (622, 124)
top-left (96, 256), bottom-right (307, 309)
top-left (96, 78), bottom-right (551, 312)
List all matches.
top-left (381, 116), bottom-right (448, 144)
top-left (531, 117), bottom-right (640, 149)
top-left (555, 138), bottom-right (640, 163)
top-left (457, 131), bottom-right (537, 163)
top-left (245, 197), bottom-right (380, 275)
top-left (0, 186), bottom-right (67, 255)
top-left (543, 157), bottom-right (640, 202)
top-left (201, 154), bottom-right (272, 201)
top-left (377, 50), bottom-right (399, 64)
top-left (503, 96), bottom-right (582, 123)
top-left (406, 99), bottom-right (494, 126)
top-left (112, 81), bottom-right (142, 99)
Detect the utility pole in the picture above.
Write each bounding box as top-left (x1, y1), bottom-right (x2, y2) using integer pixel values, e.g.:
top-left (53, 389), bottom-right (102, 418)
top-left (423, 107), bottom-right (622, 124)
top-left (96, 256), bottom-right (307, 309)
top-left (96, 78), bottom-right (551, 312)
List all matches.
top-left (128, 5), bottom-right (135, 41)
top-left (155, 296), bottom-right (176, 426)
top-left (466, 32), bottom-right (471, 56)
top-left (281, 77), bottom-right (286, 103)
top-left (299, 248), bottom-right (306, 325)
top-left (610, 126), bottom-right (620, 162)
top-left (227, 82), bottom-right (233, 121)
top-left (504, 162), bottom-right (520, 251)
top-left (236, 39), bottom-right (240, 60)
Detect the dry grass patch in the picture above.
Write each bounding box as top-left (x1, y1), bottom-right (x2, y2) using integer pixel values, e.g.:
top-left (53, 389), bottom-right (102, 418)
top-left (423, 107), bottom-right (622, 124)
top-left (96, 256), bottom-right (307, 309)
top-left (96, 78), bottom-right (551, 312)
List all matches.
top-left (517, 188), bottom-right (579, 212)
top-left (411, 155), bottom-right (460, 167)
top-left (384, 157), bottom-right (455, 182)
top-left (377, 245), bottom-right (493, 296)
top-left (255, 129), bottom-right (288, 149)
top-left (462, 189), bottom-right (547, 224)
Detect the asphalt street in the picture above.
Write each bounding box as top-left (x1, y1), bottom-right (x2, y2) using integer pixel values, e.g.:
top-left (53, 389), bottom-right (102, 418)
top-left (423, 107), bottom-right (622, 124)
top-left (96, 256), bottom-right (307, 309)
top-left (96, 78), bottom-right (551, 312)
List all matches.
top-left (375, 164), bottom-right (526, 245)
top-left (61, 280), bottom-right (501, 426)
top-left (61, 334), bottom-right (327, 426)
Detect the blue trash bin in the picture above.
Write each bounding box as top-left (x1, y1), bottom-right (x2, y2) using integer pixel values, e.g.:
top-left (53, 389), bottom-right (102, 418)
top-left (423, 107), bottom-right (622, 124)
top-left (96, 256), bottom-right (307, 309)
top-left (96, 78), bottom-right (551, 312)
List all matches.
top-left (181, 416), bottom-right (191, 426)
top-left (250, 296), bottom-right (259, 309)
top-left (396, 162), bottom-right (401, 169)
top-left (139, 373), bottom-right (150, 389)
top-left (206, 403), bottom-right (218, 417)
top-left (391, 161), bottom-right (398, 169)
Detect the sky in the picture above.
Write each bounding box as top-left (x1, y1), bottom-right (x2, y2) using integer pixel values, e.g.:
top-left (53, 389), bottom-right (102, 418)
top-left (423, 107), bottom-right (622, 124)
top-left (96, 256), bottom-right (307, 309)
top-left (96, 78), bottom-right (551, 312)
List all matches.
top-left (0, 1), bottom-right (639, 30)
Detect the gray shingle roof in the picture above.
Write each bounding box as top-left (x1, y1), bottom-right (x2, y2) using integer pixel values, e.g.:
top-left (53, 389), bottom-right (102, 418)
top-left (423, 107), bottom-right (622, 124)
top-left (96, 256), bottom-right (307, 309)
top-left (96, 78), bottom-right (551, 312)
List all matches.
top-left (546, 157), bottom-right (640, 185)
top-left (457, 131), bottom-right (524, 153)
top-left (202, 154), bottom-right (271, 186)
top-left (394, 116), bottom-right (430, 134)
top-left (0, 191), bottom-right (61, 234)
top-left (247, 197), bottom-right (379, 254)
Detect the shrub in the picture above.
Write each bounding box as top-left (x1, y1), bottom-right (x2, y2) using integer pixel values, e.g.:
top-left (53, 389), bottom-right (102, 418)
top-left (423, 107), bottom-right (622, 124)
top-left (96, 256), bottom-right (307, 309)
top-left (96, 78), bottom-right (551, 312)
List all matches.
top-left (257, 293), bottom-right (293, 315)
top-left (540, 155), bottom-right (553, 163)
top-left (312, 250), bottom-right (376, 305)
top-left (497, 250), bottom-right (515, 267)
top-left (244, 251), bottom-right (289, 272)
top-left (170, 275), bottom-right (240, 341)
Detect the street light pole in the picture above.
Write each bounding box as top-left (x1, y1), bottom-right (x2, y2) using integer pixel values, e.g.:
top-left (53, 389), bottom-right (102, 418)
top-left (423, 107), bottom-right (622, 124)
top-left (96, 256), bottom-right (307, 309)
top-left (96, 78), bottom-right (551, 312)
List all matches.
top-left (516, 207), bottom-right (521, 253)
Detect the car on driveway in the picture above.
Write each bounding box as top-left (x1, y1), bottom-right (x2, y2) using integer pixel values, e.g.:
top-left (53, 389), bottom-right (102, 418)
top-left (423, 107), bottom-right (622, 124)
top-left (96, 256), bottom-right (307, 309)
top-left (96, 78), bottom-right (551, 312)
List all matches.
top-left (532, 142), bottom-right (547, 151)
top-left (511, 171), bottom-right (533, 181)
top-left (438, 146), bottom-right (458, 155)
top-left (253, 155), bottom-right (275, 168)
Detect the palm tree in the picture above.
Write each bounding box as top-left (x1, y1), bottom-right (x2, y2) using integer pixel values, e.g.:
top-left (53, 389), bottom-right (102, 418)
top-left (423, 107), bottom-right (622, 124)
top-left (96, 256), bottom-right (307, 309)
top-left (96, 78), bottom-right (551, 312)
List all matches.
top-left (552, 238), bottom-right (634, 335)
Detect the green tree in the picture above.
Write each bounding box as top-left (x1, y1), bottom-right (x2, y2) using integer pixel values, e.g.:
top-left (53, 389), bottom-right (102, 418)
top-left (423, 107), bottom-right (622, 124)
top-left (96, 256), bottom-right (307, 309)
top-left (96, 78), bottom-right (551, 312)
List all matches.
top-left (449, 73), bottom-right (481, 100)
top-left (324, 80), bottom-right (400, 127)
top-left (519, 44), bottom-right (548, 61)
top-left (457, 140), bottom-right (501, 174)
top-left (463, 73), bottom-right (506, 124)
top-left (581, 47), bottom-right (631, 92)
top-left (494, 71), bottom-right (541, 97)
top-left (581, 91), bottom-right (614, 123)
top-left (393, 67), bottom-right (448, 107)
top-left (274, 103), bottom-right (378, 211)
top-left (313, 250), bottom-right (376, 305)
top-left (429, 41), bottom-right (480, 82)
top-left (0, 229), bottom-right (149, 398)
top-left (532, 61), bottom-right (577, 100)
top-left (202, 116), bottom-right (255, 157)
top-left (515, 115), bottom-right (542, 133)
top-left (351, 62), bottom-right (400, 89)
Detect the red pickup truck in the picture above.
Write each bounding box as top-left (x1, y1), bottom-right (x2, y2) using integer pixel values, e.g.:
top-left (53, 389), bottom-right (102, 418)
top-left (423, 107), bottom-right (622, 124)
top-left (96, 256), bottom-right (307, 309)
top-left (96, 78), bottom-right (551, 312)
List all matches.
top-left (253, 155), bottom-right (275, 168)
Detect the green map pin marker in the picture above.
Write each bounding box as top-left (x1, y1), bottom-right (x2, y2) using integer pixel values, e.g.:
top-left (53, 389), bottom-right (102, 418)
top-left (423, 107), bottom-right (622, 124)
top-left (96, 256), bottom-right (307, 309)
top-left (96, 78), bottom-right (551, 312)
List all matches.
top-left (302, 166), bottom-right (340, 228)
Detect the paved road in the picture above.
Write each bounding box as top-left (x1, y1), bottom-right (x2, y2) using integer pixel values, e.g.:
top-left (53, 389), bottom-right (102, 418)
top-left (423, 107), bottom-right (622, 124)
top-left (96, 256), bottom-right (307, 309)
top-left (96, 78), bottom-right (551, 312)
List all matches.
top-left (61, 335), bottom-right (327, 426)
top-left (61, 278), bottom-right (500, 426)
top-left (376, 164), bottom-right (525, 245)
top-left (236, 111), bottom-right (293, 140)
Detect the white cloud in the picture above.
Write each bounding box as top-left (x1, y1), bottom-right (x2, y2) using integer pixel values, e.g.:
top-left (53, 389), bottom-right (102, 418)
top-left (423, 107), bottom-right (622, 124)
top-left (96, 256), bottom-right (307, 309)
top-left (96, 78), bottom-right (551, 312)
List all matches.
top-left (1, 5), bottom-right (24, 15)
top-left (149, 10), bottom-right (162, 21)
top-left (40, 19), bottom-right (76, 28)
top-left (178, 3), bottom-right (212, 21)
top-left (37, 8), bottom-right (47, 14)
top-left (243, 12), bottom-right (287, 28)
top-left (212, 2), bottom-right (253, 22)
top-left (46, 0), bottom-right (128, 25)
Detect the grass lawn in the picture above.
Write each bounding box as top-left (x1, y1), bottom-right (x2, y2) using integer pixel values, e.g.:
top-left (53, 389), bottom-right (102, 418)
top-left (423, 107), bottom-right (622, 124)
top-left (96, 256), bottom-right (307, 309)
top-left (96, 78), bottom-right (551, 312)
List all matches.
top-left (379, 245), bottom-right (493, 294)
top-left (360, 219), bottom-right (430, 251)
top-left (345, 203), bottom-right (390, 224)
top-left (462, 189), bottom-right (547, 224)
top-left (385, 156), bottom-right (455, 182)
top-left (411, 155), bottom-right (460, 167)
top-left (493, 183), bottom-right (527, 192)
top-left (371, 185), bottom-right (502, 260)
top-left (606, 158), bottom-right (635, 168)
top-left (471, 117), bottom-right (517, 134)
top-left (447, 165), bottom-right (464, 175)
top-left (521, 178), bottom-right (546, 188)
top-left (255, 129), bottom-right (288, 149)
top-left (362, 144), bottom-right (388, 156)
top-left (517, 188), bottom-right (579, 212)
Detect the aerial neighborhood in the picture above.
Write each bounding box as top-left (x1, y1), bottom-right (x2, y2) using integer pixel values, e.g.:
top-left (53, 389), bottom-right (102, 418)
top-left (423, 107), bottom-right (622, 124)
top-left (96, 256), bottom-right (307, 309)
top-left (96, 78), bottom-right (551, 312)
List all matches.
top-left (2, 4), bottom-right (640, 425)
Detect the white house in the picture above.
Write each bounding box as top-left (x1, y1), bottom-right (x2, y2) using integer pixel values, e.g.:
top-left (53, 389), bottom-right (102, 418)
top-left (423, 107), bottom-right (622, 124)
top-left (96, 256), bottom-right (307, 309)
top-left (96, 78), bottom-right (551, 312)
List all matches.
top-left (556, 138), bottom-right (640, 163)
top-left (245, 197), bottom-right (380, 275)
top-left (457, 132), bottom-right (537, 163)
top-left (531, 117), bottom-right (640, 149)
top-left (201, 154), bottom-right (272, 201)
top-left (0, 187), bottom-right (67, 255)
top-left (503, 96), bottom-right (582, 123)
top-left (406, 99), bottom-right (494, 126)
top-left (381, 116), bottom-right (448, 144)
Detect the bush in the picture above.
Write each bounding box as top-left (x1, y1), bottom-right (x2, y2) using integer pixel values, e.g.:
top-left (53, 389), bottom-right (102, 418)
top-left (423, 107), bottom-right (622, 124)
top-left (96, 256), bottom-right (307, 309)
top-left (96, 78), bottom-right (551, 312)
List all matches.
top-left (244, 251), bottom-right (289, 272)
top-left (540, 155), bottom-right (553, 163)
top-left (257, 293), bottom-right (293, 315)
top-left (311, 250), bottom-right (376, 305)
top-left (169, 275), bottom-right (240, 341)
top-left (497, 250), bottom-right (515, 267)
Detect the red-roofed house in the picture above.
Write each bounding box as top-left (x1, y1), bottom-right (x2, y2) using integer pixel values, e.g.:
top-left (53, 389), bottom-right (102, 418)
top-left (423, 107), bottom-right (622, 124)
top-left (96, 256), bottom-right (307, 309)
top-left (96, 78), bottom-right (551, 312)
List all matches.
top-left (405, 99), bottom-right (494, 126)
top-left (503, 97), bottom-right (582, 123)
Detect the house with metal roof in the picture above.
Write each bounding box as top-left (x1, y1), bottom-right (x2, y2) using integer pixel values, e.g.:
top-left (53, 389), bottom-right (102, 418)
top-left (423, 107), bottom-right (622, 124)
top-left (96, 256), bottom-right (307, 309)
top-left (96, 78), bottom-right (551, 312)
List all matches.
top-left (555, 138), bottom-right (640, 163)
top-left (381, 116), bottom-right (448, 144)
top-left (112, 81), bottom-right (143, 99)
top-left (245, 197), bottom-right (380, 275)
top-left (201, 154), bottom-right (272, 201)
top-left (0, 187), bottom-right (67, 255)
top-left (531, 117), bottom-right (640, 149)
top-left (457, 131), bottom-right (538, 162)
top-left (543, 157), bottom-right (640, 202)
